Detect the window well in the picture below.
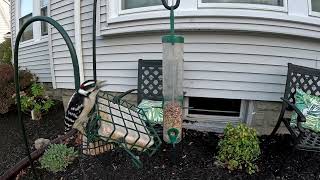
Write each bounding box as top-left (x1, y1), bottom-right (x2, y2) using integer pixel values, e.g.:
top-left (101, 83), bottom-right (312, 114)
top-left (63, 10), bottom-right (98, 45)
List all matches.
top-left (188, 97), bottom-right (241, 117)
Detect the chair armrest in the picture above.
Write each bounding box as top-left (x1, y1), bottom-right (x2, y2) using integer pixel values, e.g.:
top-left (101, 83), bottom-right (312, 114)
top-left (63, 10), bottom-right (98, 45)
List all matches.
top-left (113, 89), bottom-right (137, 104)
top-left (281, 97), bottom-right (306, 122)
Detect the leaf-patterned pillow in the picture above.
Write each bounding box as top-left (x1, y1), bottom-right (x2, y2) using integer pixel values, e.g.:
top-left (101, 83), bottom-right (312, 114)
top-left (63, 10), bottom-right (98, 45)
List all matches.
top-left (291, 88), bottom-right (320, 133)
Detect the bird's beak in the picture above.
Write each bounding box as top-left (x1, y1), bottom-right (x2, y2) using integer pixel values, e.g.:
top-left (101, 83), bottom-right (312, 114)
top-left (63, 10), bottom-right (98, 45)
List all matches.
top-left (96, 80), bottom-right (107, 89)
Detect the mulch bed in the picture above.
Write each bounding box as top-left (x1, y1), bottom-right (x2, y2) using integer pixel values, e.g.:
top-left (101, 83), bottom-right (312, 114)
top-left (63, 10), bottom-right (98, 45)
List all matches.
top-left (1, 101), bottom-right (320, 180)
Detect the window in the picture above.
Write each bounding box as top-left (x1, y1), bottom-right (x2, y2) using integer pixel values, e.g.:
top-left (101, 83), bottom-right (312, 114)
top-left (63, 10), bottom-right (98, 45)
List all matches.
top-left (188, 97), bottom-right (242, 117)
top-left (310, 0), bottom-right (320, 12)
top-left (17, 0), bottom-right (48, 42)
top-left (201, 0), bottom-right (283, 6)
top-left (19, 0), bottom-right (33, 41)
top-left (41, 0), bottom-right (48, 36)
top-left (122, 0), bottom-right (163, 10)
top-left (198, 0), bottom-right (287, 12)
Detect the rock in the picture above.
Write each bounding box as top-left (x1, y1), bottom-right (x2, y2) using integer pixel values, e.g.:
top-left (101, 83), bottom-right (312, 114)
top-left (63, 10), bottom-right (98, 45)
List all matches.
top-left (34, 138), bottom-right (50, 150)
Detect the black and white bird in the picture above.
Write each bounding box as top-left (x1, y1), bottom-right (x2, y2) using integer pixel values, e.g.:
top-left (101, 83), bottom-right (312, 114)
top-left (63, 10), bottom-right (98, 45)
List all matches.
top-left (64, 80), bottom-right (107, 134)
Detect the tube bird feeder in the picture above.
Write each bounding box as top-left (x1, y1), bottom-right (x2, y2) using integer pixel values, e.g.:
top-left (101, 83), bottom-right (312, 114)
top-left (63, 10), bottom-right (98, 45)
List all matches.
top-left (161, 0), bottom-right (184, 144)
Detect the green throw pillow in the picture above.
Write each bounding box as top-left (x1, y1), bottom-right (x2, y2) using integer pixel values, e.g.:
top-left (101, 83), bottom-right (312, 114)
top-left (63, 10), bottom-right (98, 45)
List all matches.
top-left (291, 88), bottom-right (320, 133)
top-left (138, 99), bottom-right (163, 124)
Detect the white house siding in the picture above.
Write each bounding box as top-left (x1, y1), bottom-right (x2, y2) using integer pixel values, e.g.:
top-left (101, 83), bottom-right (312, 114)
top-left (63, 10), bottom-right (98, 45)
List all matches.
top-left (0, 0), bottom-right (10, 43)
top-left (50, 0), bottom-right (76, 89)
top-left (79, 1), bottom-right (320, 102)
top-left (10, 0), bottom-right (51, 83)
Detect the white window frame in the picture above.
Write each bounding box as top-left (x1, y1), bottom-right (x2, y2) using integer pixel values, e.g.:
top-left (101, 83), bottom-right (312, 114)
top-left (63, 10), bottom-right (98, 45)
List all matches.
top-left (198, 0), bottom-right (288, 12)
top-left (308, 0), bottom-right (320, 17)
top-left (16, 0), bottom-right (49, 45)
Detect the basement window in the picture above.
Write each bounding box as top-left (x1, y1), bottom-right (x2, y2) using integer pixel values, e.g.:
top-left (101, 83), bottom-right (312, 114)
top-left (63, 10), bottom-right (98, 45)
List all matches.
top-left (188, 97), bottom-right (241, 117)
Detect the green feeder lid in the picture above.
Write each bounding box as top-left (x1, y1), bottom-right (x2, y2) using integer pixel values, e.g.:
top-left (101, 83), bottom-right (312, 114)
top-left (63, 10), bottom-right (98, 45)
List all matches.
top-left (162, 35), bottom-right (184, 43)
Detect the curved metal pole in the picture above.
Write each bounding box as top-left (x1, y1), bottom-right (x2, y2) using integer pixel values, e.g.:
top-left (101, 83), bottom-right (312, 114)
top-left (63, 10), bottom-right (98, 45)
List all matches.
top-left (93, 0), bottom-right (97, 82)
top-left (14, 16), bottom-right (80, 178)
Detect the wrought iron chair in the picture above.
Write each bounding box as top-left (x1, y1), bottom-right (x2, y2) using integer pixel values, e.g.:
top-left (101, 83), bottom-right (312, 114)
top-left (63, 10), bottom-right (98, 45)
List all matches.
top-left (113, 59), bottom-right (163, 104)
top-left (270, 63), bottom-right (320, 151)
top-left (113, 59), bottom-right (163, 134)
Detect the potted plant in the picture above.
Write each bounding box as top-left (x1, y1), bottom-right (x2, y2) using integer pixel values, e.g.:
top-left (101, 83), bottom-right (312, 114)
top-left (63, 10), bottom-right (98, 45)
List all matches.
top-left (20, 83), bottom-right (54, 120)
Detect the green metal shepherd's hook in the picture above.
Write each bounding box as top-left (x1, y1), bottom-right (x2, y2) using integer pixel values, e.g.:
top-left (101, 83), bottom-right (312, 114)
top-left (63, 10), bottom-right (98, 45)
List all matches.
top-left (161, 0), bottom-right (180, 35)
top-left (14, 16), bottom-right (80, 179)
top-left (161, 0), bottom-right (183, 45)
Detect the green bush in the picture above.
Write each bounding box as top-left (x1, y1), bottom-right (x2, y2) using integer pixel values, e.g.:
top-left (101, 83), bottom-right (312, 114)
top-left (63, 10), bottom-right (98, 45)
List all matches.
top-left (0, 39), bottom-right (12, 64)
top-left (20, 83), bottom-right (54, 114)
top-left (40, 144), bottom-right (78, 173)
top-left (217, 123), bottom-right (261, 174)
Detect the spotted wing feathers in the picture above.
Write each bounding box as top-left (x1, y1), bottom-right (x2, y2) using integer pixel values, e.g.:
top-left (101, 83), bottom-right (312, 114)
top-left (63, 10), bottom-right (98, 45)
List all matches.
top-left (64, 92), bottom-right (85, 133)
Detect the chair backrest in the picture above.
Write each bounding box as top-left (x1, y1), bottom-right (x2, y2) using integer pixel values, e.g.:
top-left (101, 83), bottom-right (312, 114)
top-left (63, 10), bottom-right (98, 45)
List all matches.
top-left (137, 59), bottom-right (163, 104)
top-left (284, 63), bottom-right (320, 105)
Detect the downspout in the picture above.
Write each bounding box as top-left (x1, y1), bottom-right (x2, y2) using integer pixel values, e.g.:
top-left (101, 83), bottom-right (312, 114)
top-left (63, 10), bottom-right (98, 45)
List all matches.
top-left (74, 0), bottom-right (84, 83)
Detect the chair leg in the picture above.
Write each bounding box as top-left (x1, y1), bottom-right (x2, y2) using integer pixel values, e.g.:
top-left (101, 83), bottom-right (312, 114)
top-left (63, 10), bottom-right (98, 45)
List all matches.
top-left (270, 107), bottom-right (286, 137)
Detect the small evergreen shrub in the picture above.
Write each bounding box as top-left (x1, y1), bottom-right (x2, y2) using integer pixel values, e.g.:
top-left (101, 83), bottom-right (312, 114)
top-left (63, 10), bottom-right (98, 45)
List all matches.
top-left (20, 83), bottom-right (54, 114)
top-left (40, 144), bottom-right (78, 173)
top-left (217, 123), bottom-right (261, 174)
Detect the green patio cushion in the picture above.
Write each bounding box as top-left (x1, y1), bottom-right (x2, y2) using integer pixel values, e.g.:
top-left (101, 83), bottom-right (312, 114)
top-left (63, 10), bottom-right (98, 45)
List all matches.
top-left (291, 88), bottom-right (320, 133)
top-left (138, 99), bottom-right (163, 124)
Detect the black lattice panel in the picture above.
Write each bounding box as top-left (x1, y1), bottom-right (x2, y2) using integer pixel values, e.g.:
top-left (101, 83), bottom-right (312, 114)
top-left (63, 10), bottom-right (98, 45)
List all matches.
top-left (285, 63), bottom-right (320, 104)
top-left (138, 60), bottom-right (163, 103)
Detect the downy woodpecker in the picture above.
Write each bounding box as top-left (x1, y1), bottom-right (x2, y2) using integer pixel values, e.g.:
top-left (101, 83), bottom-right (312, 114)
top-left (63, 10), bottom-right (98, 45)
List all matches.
top-left (64, 80), bottom-right (107, 134)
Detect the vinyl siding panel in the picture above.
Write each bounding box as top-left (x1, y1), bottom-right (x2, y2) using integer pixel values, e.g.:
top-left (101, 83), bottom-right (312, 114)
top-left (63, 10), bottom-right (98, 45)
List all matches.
top-left (10, 0), bottom-right (51, 83)
top-left (17, 39), bottom-right (52, 82)
top-left (50, 0), bottom-right (75, 88)
top-left (80, 1), bottom-right (320, 102)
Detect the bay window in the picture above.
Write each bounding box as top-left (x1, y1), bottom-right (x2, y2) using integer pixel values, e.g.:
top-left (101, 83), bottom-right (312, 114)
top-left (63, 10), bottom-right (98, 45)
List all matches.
top-left (122, 0), bottom-right (163, 10)
top-left (19, 0), bottom-right (33, 41)
top-left (310, 0), bottom-right (320, 13)
top-left (201, 0), bottom-right (284, 6)
top-left (18, 0), bottom-right (48, 42)
top-left (41, 0), bottom-right (48, 36)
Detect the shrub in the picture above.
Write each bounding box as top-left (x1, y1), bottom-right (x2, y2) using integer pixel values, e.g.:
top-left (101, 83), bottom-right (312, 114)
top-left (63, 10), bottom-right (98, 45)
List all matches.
top-left (0, 63), bottom-right (14, 85)
top-left (20, 83), bottom-right (54, 114)
top-left (0, 83), bottom-right (15, 114)
top-left (0, 39), bottom-right (12, 64)
top-left (0, 64), bottom-right (37, 114)
top-left (217, 123), bottom-right (261, 174)
top-left (19, 69), bottom-right (37, 90)
top-left (40, 144), bottom-right (78, 173)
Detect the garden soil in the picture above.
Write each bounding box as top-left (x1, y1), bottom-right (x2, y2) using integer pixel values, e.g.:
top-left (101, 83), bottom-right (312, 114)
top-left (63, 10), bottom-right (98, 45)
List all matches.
top-left (1, 101), bottom-right (320, 180)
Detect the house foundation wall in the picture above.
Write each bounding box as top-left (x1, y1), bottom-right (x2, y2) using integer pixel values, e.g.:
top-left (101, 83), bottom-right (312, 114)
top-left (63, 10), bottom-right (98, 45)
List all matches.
top-left (249, 101), bottom-right (290, 135)
top-left (49, 85), bottom-right (290, 135)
